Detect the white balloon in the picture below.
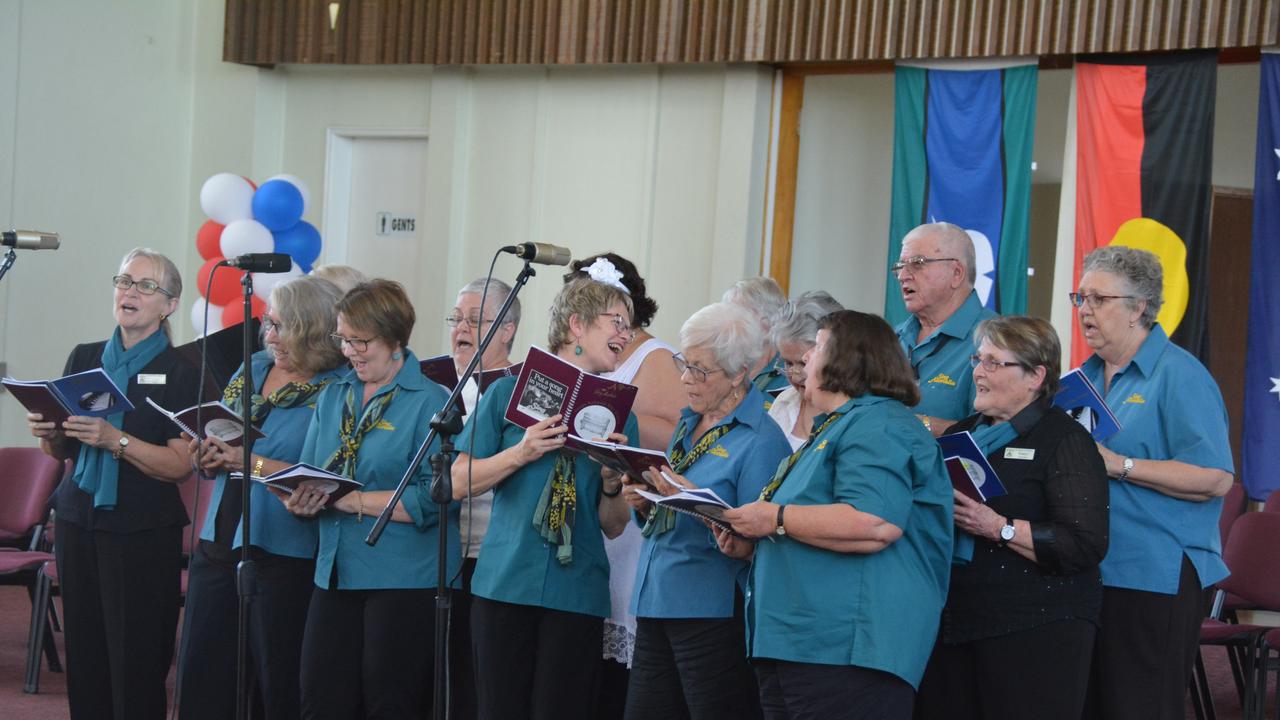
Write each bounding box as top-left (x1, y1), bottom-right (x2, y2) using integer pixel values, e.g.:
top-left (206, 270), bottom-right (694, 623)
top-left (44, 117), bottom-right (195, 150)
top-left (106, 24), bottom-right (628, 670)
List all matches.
top-left (190, 297), bottom-right (225, 336)
top-left (252, 264), bottom-right (304, 302)
top-left (267, 173), bottom-right (312, 217)
top-left (200, 173), bottom-right (255, 224)
top-left (220, 219), bottom-right (275, 259)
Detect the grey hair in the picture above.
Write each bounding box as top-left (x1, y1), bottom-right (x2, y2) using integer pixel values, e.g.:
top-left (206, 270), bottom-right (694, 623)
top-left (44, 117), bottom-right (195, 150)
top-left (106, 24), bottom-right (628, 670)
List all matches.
top-left (118, 248), bottom-right (181, 339)
top-left (679, 302), bottom-right (765, 379)
top-left (268, 276), bottom-right (347, 375)
top-left (459, 276), bottom-right (521, 331)
top-left (547, 278), bottom-right (634, 354)
top-left (771, 291), bottom-right (845, 348)
top-left (309, 264), bottom-right (368, 296)
top-left (721, 277), bottom-right (787, 327)
top-left (905, 222), bottom-right (976, 286)
top-left (1081, 246), bottom-right (1164, 328)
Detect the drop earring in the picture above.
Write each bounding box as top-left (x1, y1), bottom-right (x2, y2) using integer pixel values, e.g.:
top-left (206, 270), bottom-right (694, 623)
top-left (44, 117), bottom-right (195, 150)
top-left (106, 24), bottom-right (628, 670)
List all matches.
top-left (392, 350), bottom-right (403, 361)
top-left (574, 345), bottom-right (583, 356)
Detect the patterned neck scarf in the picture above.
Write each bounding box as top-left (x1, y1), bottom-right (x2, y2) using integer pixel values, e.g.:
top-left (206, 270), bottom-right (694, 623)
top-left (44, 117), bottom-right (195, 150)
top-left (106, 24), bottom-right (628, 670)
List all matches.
top-left (533, 451), bottom-right (578, 565)
top-left (758, 410), bottom-right (845, 502)
top-left (222, 371), bottom-right (331, 426)
top-left (322, 385), bottom-right (396, 479)
top-left (641, 417), bottom-right (739, 537)
top-left (72, 327), bottom-right (169, 509)
top-left (752, 366), bottom-right (782, 393)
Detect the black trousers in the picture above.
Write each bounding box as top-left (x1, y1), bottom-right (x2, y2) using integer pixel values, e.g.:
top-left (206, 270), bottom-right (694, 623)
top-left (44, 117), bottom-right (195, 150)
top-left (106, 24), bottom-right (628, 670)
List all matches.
top-left (754, 659), bottom-right (915, 720)
top-left (299, 585), bottom-right (436, 720)
top-left (470, 596), bottom-right (603, 720)
top-left (54, 519), bottom-right (183, 720)
top-left (623, 615), bottom-right (762, 720)
top-left (1084, 555), bottom-right (1205, 720)
top-left (176, 542), bottom-right (315, 720)
top-left (447, 557), bottom-right (479, 720)
top-left (914, 619), bottom-right (1096, 720)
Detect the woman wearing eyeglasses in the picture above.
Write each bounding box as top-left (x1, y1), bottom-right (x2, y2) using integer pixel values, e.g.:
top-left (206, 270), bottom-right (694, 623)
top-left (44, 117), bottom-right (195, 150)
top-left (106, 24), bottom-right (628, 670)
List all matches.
top-left (27, 248), bottom-right (199, 719)
top-left (716, 310), bottom-right (952, 720)
top-left (452, 276), bottom-right (639, 720)
top-left (279, 279), bottom-right (458, 719)
top-left (914, 316), bottom-right (1108, 720)
top-left (175, 275), bottom-right (347, 720)
top-left (767, 291), bottom-right (844, 451)
top-left (1070, 247), bottom-right (1234, 720)
top-left (620, 301), bottom-right (792, 720)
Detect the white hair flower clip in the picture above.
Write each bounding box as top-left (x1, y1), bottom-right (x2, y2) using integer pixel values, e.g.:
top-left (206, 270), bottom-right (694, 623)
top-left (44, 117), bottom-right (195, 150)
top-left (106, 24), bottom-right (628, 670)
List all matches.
top-left (585, 257), bottom-right (630, 294)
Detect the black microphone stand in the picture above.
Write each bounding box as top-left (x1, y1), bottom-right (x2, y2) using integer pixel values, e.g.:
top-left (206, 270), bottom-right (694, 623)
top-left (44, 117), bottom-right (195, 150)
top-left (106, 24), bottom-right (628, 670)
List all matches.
top-left (365, 259), bottom-right (536, 720)
top-left (234, 270), bottom-right (257, 720)
top-left (0, 247), bottom-right (16, 283)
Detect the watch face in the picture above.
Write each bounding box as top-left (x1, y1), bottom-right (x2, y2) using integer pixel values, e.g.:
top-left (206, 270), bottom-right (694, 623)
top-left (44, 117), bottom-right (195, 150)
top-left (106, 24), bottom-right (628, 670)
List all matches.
top-left (118, 436), bottom-right (130, 447)
top-left (1000, 524), bottom-right (1015, 541)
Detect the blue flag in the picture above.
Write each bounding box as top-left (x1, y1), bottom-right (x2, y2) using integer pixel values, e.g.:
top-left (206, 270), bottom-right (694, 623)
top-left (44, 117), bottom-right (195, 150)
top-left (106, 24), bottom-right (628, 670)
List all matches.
top-left (1243, 52), bottom-right (1280, 501)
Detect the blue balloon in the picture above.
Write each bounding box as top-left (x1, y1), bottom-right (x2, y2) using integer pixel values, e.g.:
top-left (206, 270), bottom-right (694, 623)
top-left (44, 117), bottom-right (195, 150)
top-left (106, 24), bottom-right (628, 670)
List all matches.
top-left (273, 221), bottom-right (322, 267)
top-left (252, 179), bottom-right (305, 232)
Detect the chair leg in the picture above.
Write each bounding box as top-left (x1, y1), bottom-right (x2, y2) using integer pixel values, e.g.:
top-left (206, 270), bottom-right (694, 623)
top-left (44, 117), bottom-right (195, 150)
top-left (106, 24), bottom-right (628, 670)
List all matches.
top-left (1193, 650), bottom-right (1217, 720)
top-left (23, 569), bottom-right (50, 694)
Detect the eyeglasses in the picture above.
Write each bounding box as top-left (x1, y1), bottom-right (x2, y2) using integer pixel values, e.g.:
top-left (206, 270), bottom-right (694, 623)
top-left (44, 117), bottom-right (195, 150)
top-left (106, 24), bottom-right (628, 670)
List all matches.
top-left (112, 274), bottom-right (174, 298)
top-left (445, 314), bottom-right (504, 329)
top-left (969, 354), bottom-right (1023, 372)
top-left (774, 358), bottom-right (807, 379)
top-left (330, 333), bottom-right (374, 352)
top-left (1068, 292), bottom-right (1134, 309)
top-left (672, 353), bottom-right (725, 383)
top-left (599, 313), bottom-right (634, 339)
top-left (262, 318), bottom-right (282, 335)
top-left (890, 256), bottom-right (958, 276)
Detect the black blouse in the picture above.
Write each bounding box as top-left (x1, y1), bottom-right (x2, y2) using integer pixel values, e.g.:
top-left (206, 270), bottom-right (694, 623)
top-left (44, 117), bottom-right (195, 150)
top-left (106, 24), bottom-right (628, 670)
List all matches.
top-left (941, 400), bottom-right (1109, 644)
top-left (53, 340), bottom-right (200, 534)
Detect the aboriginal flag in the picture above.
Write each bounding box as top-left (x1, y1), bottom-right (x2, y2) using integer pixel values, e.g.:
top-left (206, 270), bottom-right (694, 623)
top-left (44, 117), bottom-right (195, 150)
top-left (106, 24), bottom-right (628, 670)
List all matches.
top-left (884, 62), bottom-right (1037, 325)
top-left (1072, 51), bottom-right (1217, 367)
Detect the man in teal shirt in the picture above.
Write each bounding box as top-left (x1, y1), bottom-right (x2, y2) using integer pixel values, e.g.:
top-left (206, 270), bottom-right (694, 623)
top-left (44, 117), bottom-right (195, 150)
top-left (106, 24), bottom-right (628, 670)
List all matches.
top-left (892, 222), bottom-right (996, 434)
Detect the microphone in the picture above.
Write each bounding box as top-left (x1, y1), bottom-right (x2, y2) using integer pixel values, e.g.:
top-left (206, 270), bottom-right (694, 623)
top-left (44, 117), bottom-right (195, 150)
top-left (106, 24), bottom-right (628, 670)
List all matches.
top-left (1, 230), bottom-right (60, 250)
top-left (501, 242), bottom-right (571, 266)
top-left (221, 253), bottom-right (294, 273)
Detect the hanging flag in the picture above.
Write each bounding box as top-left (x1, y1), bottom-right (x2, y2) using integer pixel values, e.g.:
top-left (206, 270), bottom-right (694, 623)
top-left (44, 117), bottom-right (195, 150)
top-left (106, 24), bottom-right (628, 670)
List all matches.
top-left (884, 60), bottom-right (1037, 325)
top-left (1070, 51), bottom-right (1217, 367)
top-left (1243, 51), bottom-right (1280, 501)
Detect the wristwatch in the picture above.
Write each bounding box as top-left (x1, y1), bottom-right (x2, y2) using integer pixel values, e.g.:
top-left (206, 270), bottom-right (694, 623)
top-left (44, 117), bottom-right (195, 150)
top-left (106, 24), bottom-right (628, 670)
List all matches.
top-left (112, 434), bottom-right (130, 460)
top-left (775, 505), bottom-right (787, 537)
top-left (1118, 457), bottom-right (1134, 481)
top-left (998, 518), bottom-right (1015, 546)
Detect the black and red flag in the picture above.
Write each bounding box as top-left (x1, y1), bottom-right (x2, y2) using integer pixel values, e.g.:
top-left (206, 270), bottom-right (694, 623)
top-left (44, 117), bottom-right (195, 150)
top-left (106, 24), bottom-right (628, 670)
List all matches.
top-left (1072, 51), bottom-right (1217, 366)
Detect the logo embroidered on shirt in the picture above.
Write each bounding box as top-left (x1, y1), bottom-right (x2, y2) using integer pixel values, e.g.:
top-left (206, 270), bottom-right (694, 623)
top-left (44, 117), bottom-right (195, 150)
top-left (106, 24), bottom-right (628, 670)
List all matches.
top-left (927, 373), bottom-right (957, 387)
top-left (374, 419), bottom-right (396, 430)
top-left (763, 400), bottom-right (773, 410)
top-left (815, 439), bottom-right (829, 451)
top-left (708, 445), bottom-right (729, 458)
top-left (1123, 393), bottom-right (1146, 405)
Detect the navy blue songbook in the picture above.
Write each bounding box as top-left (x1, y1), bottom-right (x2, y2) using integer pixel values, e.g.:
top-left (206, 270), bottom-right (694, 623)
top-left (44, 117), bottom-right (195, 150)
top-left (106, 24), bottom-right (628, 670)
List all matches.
top-left (4, 368), bottom-right (135, 423)
top-left (938, 431), bottom-right (1007, 503)
top-left (1054, 368), bottom-right (1121, 441)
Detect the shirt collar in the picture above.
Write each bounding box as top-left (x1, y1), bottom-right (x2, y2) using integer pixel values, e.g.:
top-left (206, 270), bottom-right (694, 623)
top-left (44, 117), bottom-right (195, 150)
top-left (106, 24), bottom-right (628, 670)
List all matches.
top-left (337, 348), bottom-right (429, 393)
top-left (1081, 323), bottom-right (1169, 380)
top-left (900, 290), bottom-right (985, 343)
top-left (676, 384), bottom-right (771, 442)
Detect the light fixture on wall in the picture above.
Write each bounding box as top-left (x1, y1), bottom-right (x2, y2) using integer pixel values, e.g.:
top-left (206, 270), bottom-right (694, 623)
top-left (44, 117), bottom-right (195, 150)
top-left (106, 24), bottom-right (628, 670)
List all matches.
top-left (328, 2), bottom-right (340, 31)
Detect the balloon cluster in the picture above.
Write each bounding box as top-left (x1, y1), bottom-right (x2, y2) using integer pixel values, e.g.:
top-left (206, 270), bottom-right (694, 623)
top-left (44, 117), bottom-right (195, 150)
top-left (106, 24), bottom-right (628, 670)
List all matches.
top-left (192, 173), bottom-right (322, 334)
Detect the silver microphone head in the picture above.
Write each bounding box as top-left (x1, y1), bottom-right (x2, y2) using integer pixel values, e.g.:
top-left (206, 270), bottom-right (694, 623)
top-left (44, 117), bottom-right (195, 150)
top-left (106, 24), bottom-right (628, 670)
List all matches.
top-left (1, 230), bottom-right (60, 250)
top-left (517, 242), bottom-right (572, 266)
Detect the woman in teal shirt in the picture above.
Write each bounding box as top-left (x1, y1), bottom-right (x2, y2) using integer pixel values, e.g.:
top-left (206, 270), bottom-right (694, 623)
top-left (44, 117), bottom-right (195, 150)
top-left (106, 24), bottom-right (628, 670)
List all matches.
top-left (282, 279), bottom-right (457, 719)
top-left (453, 277), bottom-right (638, 720)
top-left (178, 275), bottom-right (347, 720)
top-left (622, 301), bottom-right (791, 720)
top-left (720, 310), bottom-right (953, 720)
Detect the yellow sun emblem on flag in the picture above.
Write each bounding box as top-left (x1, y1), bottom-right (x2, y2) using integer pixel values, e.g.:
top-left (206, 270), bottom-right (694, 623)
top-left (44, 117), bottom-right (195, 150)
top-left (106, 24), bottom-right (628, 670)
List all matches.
top-left (1108, 218), bottom-right (1190, 334)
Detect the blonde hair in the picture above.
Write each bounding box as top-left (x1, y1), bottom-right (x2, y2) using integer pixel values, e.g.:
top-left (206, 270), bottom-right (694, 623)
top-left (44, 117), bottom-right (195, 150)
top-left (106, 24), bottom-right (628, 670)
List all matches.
top-left (310, 264), bottom-right (368, 296)
top-left (268, 276), bottom-right (347, 375)
top-left (118, 248), bottom-right (182, 339)
top-left (547, 278), bottom-right (633, 354)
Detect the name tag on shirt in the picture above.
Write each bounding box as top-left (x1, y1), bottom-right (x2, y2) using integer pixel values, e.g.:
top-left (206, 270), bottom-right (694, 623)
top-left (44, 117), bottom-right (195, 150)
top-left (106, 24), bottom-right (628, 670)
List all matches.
top-left (137, 373), bottom-right (167, 385)
top-left (1004, 447), bottom-right (1035, 461)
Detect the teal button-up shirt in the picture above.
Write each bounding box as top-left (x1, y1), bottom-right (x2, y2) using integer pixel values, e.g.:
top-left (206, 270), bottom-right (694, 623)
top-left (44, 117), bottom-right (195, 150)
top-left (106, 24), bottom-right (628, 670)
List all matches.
top-left (1082, 324), bottom-right (1233, 594)
top-left (300, 350), bottom-right (460, 590)
top-left (200, 350), bottom-right (343, 559)
top-left (631, 386), bottom-right (791, 619)
top-left (745, 394), bottom-right (953, 688)
top-left (458, 376), bottom-right (640, 618)
top-left (896, 291), bottom-right (995, 423)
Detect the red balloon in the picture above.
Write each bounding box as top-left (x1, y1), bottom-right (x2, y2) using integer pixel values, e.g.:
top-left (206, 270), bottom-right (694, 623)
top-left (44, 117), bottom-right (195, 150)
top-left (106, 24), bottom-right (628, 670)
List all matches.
top-left (242, 176), bottom-right (257, 191)
top-left (221, 294), bottom-right (266, 327)
top-left (196, 220), bottom-right (224, 260)
top-left (197, 257), bottom-right (241, 306)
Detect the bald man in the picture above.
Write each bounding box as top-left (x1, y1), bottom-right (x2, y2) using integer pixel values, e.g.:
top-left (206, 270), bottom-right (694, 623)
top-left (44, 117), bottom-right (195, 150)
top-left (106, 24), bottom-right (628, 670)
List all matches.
top-left (892, 222), bottom-right (997, 436)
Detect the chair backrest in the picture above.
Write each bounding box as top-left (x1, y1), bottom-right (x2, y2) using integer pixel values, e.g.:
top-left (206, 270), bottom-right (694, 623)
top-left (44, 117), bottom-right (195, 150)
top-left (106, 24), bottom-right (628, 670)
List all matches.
top-left (1219, 482), bottom-right (1248, 547)
top-left (1264, 489), bottom-right (1280, 514)
top-left (1218, 511), bottom-right (1280, 612)
top-left (178, 473), bottom-right (216, 555)
top-left (0, 448), bottom-right (65, 542)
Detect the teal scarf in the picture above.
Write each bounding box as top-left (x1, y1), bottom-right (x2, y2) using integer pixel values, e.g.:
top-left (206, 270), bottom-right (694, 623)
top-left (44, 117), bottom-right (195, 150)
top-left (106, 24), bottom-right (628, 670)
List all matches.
top-left (952, 419), bottom-right (1020, 564)
top-left (72, 327), bottom-right (169, 509)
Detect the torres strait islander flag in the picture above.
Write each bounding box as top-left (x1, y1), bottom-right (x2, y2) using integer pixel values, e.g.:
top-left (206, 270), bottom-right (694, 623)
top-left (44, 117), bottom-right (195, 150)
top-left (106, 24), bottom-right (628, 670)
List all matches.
top-left (1242, 50), bottom-right (1280, 501)
top-left (1071, 51), bottom-right (1217, 367)
top-left (885, 60), bottom-right (1037, 325)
